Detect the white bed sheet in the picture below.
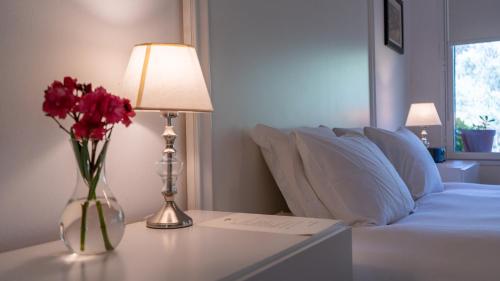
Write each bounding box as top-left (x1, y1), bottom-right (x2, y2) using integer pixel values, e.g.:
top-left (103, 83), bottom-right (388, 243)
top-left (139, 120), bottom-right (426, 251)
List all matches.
top-left (353, 182), bottom-right (500, 281)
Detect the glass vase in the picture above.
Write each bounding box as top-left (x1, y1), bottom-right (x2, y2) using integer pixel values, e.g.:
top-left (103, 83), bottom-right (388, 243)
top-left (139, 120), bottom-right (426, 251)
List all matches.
top-left (59, 138), bottom-right (125, 255)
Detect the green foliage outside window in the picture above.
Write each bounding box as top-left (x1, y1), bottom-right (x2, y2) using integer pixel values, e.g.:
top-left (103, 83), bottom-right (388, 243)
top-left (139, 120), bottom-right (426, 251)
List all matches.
top-left (454, 41), bottom-right (500, 152)
top-left (455, 117), bottom-right (471, 152)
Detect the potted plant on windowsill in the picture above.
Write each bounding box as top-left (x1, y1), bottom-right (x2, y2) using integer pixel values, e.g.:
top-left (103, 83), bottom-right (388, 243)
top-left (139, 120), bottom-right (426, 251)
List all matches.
top-left (460, 115), bottom-right (496, 152)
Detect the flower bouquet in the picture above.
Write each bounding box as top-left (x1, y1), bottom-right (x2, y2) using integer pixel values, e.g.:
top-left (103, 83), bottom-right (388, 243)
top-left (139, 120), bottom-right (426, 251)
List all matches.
top-left (43, 77), bottom-right (135, 254)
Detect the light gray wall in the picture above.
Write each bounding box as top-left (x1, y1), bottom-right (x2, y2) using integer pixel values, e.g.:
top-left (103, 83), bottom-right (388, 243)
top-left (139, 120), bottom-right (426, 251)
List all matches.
top-left (449, 0), bottom-right (500, 44)
top-left (405, 0), bottom-right (500, 150)
top-left (406, 0), bottom-right (446, 147)
top-left (0, 0), bottom-right (183, 252)
top-left (372, 0), bottom-right (411, 130)
top-left (209, 0), bottom-right (371, 213)
top-left (406, 0), bottom-right (500, 184)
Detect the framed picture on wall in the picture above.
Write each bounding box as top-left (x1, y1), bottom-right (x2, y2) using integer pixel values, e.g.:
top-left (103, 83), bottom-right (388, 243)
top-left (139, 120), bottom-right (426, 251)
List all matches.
top-left (384, 0), bottom-right (404, 54)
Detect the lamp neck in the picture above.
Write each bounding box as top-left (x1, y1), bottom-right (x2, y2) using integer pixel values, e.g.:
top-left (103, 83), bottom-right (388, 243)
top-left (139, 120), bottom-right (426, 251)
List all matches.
top-left (160, 111), bottom-right (179, 198)
top-left (420, 127), bottom-right (430, 148)
top-left (161, 111), bottom-right (178, 156)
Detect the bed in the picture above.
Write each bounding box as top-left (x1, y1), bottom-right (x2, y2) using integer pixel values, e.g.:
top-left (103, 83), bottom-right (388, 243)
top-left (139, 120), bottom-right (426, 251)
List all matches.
top-left (353, 182), bottom-right (500, 281)
top-left (250, 124), bottom-right (500, 281)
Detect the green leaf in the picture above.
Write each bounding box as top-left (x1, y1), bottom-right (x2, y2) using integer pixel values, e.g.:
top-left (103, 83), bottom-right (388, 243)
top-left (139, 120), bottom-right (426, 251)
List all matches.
top-left (70, 135), bottom-right (87, 180)
top-left (81, 139), bottom-right (91, 182)
top-left (96, 140), bottom-right (110, 164)
top-left (88, 140), bottom-right (110, 199)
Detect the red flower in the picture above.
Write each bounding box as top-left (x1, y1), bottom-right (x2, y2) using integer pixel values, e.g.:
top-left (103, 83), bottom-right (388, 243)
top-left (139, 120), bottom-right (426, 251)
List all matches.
top-left (77, 83), bottom-right (92, 94)
top-left (63, 77), bottom-right (77, 91)
top-left (43, 76), bottom-right (135, 140)
top-left (78, 87), bottom-right (136, 127)
top-left (72, 117), bottom-right (106, 140)
top-left (89, 126), bottom-right (106, 140)
top-left (103, 94), bottom-right (126, 124)
top-left (72, 120), bottom-right (90, 139)
top-left (121, 98), bottom-right (136, 127)
top-left (42, 78), bottom-right (79, 119)
top-left (77, 87), bottom-right (107, 123)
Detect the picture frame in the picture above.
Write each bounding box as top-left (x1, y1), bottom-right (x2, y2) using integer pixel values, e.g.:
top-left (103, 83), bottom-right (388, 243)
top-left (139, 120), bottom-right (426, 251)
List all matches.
top-left (384, 0), bottom-right (404, 54)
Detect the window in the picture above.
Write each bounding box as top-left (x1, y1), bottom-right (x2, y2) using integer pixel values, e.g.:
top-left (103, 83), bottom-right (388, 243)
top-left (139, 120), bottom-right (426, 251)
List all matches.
top-left (453, 41), bottom-right (500, 153)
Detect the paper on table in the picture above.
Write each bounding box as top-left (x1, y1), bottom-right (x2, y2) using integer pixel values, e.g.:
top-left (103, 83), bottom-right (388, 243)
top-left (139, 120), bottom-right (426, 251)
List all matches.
top-left (198, 213), bottom-right (341, 236)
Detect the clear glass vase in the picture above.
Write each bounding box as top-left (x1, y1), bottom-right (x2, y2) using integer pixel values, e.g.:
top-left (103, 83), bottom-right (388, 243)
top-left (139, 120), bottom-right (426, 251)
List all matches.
top-left (59, 138), bottom-right (125, 255)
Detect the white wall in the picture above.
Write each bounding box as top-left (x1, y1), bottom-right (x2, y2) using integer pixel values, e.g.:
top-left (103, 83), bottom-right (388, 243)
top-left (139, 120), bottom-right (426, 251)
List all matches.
top-left (208, 0), bottom-right (371, 213)
top-left (372, 0), bottom-right (411, 130)
top-left (0, 0), bottom-right (184, 252)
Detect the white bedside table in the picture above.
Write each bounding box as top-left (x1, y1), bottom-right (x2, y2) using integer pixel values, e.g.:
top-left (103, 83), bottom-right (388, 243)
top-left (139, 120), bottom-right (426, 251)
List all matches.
top-left (437, 160), bottom-right (480, 183)
top-left (0, 210), bottom-right (352, 281)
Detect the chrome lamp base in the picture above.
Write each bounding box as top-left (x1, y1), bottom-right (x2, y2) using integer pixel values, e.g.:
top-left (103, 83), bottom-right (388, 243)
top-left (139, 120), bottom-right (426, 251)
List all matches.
top-left (147, 111), bottom-right (193, 229)
top-left (146, 200), bottom-right (193, 229)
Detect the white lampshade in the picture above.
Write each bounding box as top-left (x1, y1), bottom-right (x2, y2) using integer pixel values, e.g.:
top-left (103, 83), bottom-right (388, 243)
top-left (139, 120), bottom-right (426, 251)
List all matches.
top-left (122, 43), bottom-right (213, 112)
top-left (405, 103), bottom-right (442, 127)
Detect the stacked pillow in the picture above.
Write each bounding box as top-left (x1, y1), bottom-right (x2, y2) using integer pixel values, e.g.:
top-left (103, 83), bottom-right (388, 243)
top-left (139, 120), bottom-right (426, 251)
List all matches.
top-left (292, 130), bottom-right (414, 226)
top-left (332, 127), bottom-right (364, 137)
top-left (333, 126), bottom-right (444, 199)
top-left (250, 124), bottom-right (333, 218)
top-left (252, 124), bottom-right (443, 226)
top-left (363, 127), bottom-right (443, 199)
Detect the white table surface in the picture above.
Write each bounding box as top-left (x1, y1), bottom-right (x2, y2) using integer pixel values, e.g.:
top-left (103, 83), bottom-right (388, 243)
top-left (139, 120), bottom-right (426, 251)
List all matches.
top-left (437, 160), bottom-right (478, 170)
top-left (437, 160), bottom-right (480, 183)
top-left (0, 210), bottom-right (344, 281)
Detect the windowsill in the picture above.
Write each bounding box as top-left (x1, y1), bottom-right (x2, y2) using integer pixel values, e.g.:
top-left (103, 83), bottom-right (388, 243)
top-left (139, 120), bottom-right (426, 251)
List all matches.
top-left (448, 152), bottom-right (500, 161)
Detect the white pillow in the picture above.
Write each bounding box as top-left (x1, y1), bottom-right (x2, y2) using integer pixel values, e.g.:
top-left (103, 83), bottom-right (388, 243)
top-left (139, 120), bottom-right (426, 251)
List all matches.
top-left (250, 124), bottom-right (333, 218)
top-left (293, 131), bottom-right (415, 226)
top-left (364, 127), bottom-right (444, 199)
top-left (332, 127), bottom-right (364, 137)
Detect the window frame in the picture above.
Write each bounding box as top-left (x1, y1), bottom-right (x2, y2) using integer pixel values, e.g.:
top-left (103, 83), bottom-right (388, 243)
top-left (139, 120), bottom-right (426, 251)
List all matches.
top-left (446, 41), bottom-right (500, 161)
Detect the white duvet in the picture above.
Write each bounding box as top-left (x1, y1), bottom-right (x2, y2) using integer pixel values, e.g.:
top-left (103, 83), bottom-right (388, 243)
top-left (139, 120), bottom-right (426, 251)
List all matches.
top-left (353, 182), bottom-right (500, 281)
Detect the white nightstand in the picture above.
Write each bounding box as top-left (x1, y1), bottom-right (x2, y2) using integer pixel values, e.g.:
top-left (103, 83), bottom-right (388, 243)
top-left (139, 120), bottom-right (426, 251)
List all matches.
top-left (0, 210), bottom-right (352, 281)
top-left (437, 160), bottom-right (480, 183)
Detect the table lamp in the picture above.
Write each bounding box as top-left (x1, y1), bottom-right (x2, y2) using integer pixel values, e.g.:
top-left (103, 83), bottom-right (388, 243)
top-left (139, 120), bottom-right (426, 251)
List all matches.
top-left (122, 43), bottom-right (213, 229)
top-left (405, 102), bottom-right (442, 148)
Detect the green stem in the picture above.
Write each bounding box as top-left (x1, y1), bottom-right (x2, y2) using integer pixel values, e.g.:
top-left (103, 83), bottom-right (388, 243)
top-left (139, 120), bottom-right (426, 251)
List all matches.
top-left (77, 139), bottom-right (114, 253)
top-left (80, 201), bottom-right (89, 252)
top-left (96, 200), bottom-right (114, 251)
top-left (79, 181), bottom-right (94, 253)
top-left (90, 140), bottom-right (97, 175)
top-left (51, 117), bottom-right (71, 135)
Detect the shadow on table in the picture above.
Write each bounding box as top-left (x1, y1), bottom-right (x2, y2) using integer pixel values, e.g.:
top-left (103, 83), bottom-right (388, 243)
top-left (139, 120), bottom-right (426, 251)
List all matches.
top-left (0, 250), bottom-right (124, 281)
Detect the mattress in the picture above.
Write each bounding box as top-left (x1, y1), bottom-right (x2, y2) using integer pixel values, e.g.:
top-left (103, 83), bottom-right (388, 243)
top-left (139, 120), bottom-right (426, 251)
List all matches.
top-left (353, 182), bottom-right (500, 281)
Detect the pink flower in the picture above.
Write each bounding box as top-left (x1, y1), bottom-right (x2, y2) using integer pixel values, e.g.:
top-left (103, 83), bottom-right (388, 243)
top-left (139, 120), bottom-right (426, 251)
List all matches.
top-left (42, 78), bottom-right (79, 119)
